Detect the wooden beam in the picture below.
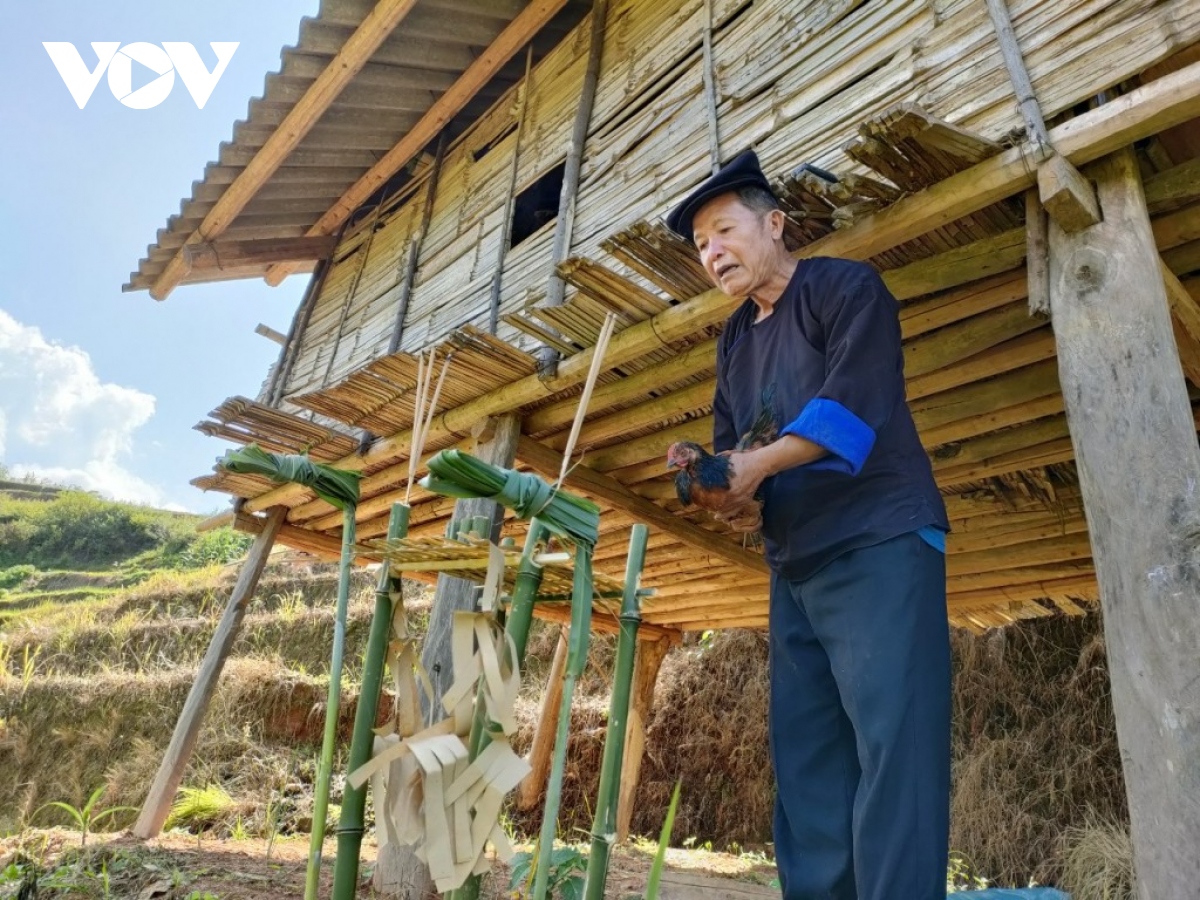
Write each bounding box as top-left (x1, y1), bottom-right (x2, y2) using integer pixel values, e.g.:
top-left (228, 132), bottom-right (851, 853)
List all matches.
top-left (516, 628), bottom-right (569, 810)
top-left (947, 574), bottom-right (1098, 613)
top-left (183, 236), bottom-right (338, 272)
top-left (1025, 190), bottom-right (1051, 315)
top-left (1049, 147), bottom-right (1200, 894)
top-left (529, 601), bottom-right (679, 642)
top-left (516, 435), bottom-right (766, 576)
top-left (149, 0), bottom-right (421, 299)
top-left (255, 323), bottom-right (287, 346)
top-left (616, 635), bottom-right (671, 842)
top-left (265, 0), bottom-right (572, 287)
top-left (1038, 153), bottom-right (1101, 232)
top-left (132, 506), bottom-right (287, 837)
top-left (1161, 259), bottom-right (1200, 386)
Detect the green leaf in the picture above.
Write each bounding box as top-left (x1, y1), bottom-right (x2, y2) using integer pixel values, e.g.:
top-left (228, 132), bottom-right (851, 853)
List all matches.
top-left (509, 851), bottom-right (533, 890)
top-left (219, 445), bottom-right (360, 511)
top-left (420, 450), bottom-right (599, 546)
top-left (558, 874), bottom-right (585, 900)
top-left (644, 781), bottom-right (682, 900)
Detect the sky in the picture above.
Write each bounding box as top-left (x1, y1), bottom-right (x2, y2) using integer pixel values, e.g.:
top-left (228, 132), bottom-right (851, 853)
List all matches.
top-left (1, 1), bottom-right (321, 513)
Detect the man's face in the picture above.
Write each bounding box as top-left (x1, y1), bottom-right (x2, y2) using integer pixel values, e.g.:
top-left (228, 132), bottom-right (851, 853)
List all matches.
top-left (692, 193), bottom-right (783, 298)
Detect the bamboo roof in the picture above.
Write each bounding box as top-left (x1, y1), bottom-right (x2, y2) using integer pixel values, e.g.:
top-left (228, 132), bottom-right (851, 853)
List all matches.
top-left (123, 0), bottom-right (590, 297)
top-left (183, 0), bottom-right (1200, 635)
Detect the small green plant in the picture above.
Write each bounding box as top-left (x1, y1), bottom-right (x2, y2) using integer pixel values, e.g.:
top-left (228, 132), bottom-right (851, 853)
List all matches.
top-left (185, 891), bottom-right (220, 900)
top-left (509, 844), bottom-right (587, 900)
top-left (947, 851), bottom-right (989, 892)
top-left (228, 817), bottom-right (250, 841)
top-left (33, 785), bottom-right (136, 846)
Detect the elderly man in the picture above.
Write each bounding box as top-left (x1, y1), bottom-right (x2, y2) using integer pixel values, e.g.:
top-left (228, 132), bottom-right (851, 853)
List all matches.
top-left (666, 150), bottom-right (951, 900)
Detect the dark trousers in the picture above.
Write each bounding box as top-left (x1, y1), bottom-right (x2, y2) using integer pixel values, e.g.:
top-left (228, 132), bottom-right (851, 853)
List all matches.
top-left (769, 532), bottom-right (950, 900)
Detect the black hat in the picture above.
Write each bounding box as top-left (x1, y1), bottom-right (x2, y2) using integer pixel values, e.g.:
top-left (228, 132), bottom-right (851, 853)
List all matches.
top-left (666, 150), bottom-right (774, 242)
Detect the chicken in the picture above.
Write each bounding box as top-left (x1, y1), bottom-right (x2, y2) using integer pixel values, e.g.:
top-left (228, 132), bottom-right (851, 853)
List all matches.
top-left (666, 385), bottom-right (778, 534)
top-left (734, 383), bottom-right (779, 452)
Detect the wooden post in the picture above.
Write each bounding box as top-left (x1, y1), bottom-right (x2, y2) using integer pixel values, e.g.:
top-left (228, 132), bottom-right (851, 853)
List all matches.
top-left (1024, 189), bottom-right (1050, 316)
top-left (516, 627), bottom-right (570, 810)
top-left (373, 413), bottom-right (521, 896)
top-left (132, 506), bottom-right (286, 838)
top-left (1048, 147), bottom-right (1200, 897)
top-left (616, 635), bottom-right (670, 842)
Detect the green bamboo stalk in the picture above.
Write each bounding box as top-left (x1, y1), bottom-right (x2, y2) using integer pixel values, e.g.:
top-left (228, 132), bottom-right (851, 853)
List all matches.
top-left (532, 542), bottom-right (595, 900)
top-left (449, 520), bottom-right (549, 900)
top-left (583, 524), bottom-right (648, 900)
top-left (331, 503), bottom-right (410, 900)
top-left (305, 506), bottom-right (358, 900)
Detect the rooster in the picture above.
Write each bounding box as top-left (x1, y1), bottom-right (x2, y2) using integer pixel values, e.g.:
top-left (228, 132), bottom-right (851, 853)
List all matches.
top-left (666, 385), bottom-right (778, 532)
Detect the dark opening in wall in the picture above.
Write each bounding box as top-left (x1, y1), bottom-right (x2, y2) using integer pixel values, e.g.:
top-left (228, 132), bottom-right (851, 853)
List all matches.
top-left (510, 162), bottom-right (565, 249)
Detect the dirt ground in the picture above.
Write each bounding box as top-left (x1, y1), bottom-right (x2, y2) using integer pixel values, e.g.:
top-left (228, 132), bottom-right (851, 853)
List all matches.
top-left (0, 829), bottom-right (780, 899)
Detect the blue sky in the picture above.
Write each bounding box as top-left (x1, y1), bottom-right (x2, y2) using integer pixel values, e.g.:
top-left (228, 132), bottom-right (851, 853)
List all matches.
top-left (1, 1), bottom-right (321, 512)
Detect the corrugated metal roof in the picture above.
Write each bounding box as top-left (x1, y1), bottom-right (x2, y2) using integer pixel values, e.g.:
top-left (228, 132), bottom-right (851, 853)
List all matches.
top-left (125, 0), bottom-right (589, 295)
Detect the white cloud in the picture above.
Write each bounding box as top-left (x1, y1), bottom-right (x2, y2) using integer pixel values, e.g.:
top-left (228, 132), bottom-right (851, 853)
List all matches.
top-left (0, 308), bottom-right (174, 507)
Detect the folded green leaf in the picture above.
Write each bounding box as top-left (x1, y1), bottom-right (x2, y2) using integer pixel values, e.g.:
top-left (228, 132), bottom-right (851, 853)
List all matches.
top-left (219, 445), bottom-right (360, 511)
top-left (420, 450), bottom-right (599, 547)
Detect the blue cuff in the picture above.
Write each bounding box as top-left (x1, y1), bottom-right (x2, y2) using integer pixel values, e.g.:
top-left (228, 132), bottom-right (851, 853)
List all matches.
top-left (916, 525), bottom-right (946, 553)
top-left (781, 398), bottom-right (876, 476)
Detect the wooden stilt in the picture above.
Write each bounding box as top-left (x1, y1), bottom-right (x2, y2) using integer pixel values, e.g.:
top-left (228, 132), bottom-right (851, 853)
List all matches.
top-left (132, 506), bottom-right (287, 839)
top-left (616, 635), bottom-right (670, 842)
top-left (373, 414), bottom-right (521, 896)
top-left (1049, 147), bottom-right (1200, 896)
top-left (516, 627), bottom-right (570, 810)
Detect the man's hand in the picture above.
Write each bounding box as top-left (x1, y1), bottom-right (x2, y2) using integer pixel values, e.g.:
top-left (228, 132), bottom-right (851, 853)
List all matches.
top-left (713, 449), bottom-right (768, 519)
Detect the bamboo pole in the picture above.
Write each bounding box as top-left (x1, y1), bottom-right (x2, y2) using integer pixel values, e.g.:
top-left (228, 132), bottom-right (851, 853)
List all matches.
top-left (982, 0), bottom-right (1051, 158)
top-left (270, 259), bottom-right (329, 406)
top-left (539, 0), bottom-right (608, 377)
top-left (583, 524), bottom-right (648, 900)
top-left (305, 506), bottom-right (358, 900)
top-left (700, 0), bottom-right (720, 174)
top-left (387, 131), bottom-right (448, 355)
top-left (489, 45), bottom-right (534, 336)
top-left (331, 503), bottom-right (410, 900)
top-left (532, 543), bottom-right (595, 900)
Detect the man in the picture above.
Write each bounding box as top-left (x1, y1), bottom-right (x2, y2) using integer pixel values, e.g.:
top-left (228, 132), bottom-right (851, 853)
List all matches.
top-left (666, 150), bottom-right (951, 900)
